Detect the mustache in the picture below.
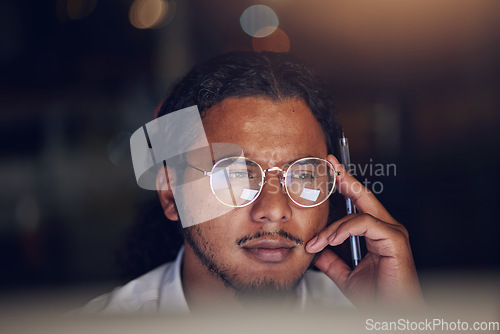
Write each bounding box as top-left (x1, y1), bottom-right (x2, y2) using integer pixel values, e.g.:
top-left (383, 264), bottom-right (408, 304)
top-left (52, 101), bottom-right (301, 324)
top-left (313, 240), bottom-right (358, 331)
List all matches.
top-left (236, 230), bottom-right (304, 247)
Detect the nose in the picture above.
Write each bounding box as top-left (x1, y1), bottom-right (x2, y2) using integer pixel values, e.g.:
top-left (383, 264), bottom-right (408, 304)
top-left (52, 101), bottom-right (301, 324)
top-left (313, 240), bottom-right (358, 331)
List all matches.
top-left (250, 171), bottom-right (292, 224)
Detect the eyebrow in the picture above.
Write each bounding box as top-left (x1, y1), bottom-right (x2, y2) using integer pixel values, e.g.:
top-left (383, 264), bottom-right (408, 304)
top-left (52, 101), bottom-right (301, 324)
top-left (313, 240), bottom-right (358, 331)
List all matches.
top-left (212, 152), bottom-right (245, 162)
top-left (185, 149), bottom-right (243, 167)
top-left (250, 155), bottom-right (323, 167)
top-left (196, 143), bottom-right (322, 167)
top-left (292, 158), bottom-right (321, 166)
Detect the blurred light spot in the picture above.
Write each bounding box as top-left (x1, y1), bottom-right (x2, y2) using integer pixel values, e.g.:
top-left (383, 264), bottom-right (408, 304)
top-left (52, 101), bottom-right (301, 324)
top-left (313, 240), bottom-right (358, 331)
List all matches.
top-left (252, 27), bottom-right (290, 53)
top-left (56, 0), bottom-right (97, 21)
top-left (15, 195), bottom-right (40, 233)
top-left (129, 0), bottom-right (175, 30)
top-left (67, 0), bottom-right (97, 20)
top-left (108, 131), bottom-right (132, 166)
top-left (240, 5), bottom-right (279, 38)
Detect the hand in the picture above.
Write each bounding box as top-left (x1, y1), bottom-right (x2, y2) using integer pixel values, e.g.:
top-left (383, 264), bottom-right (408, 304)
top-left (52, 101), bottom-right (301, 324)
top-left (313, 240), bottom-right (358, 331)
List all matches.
top-left (305, 155), bottom-right (424, 308)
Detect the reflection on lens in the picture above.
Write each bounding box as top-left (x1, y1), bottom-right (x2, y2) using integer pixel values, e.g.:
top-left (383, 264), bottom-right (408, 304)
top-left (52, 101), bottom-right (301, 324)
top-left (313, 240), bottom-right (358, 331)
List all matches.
top-left (299, 188), bottom-right (321, 202)
top-left (240, 188), bottom-right (259, 201)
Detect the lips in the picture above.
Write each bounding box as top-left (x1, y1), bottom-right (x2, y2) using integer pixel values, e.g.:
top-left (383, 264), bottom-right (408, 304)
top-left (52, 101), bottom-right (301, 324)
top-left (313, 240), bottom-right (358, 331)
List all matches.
top-left (241, 239), bottom-right (296, 263)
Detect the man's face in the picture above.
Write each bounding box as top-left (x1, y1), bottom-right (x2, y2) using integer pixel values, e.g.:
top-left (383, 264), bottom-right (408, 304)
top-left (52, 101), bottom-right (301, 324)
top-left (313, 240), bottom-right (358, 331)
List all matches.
top-left (181, 96), bottom-right (330, 296)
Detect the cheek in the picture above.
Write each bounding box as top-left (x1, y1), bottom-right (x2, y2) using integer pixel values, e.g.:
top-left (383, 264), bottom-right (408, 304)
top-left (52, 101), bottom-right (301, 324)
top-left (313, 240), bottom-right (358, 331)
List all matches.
top-left (177, 178), bottom-right (238, 227)
top-left (294, 204), bottom-right (330, 237)
top-left (191, 211), bottom-right (241, 246)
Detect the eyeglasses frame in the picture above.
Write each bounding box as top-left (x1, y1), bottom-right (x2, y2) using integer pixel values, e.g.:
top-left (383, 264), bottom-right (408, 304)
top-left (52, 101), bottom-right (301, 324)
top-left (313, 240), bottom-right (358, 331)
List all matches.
top-left (188, 156), bottom-right (340, 208)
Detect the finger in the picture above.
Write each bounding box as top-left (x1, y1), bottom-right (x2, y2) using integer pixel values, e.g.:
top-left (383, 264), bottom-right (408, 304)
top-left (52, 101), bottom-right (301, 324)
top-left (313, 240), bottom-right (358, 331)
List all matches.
top-left (313, 248), bottom-right (351, 290)
top-left (328, 214), bottom-right (410, 258)
top-left (305, 214), bottom-right (358, 253)
top-left (328, 154), bottom-right (396, 224)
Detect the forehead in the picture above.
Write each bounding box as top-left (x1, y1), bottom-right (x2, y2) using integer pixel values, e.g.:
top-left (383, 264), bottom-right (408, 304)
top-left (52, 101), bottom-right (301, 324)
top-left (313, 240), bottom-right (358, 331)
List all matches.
top-left (201, 97), bottom-right (328, 165)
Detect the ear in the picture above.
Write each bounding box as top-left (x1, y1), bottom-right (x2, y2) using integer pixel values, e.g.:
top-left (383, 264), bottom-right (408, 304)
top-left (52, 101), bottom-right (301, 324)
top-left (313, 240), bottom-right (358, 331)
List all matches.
top-left (156, 164), bottom-right (179, 221)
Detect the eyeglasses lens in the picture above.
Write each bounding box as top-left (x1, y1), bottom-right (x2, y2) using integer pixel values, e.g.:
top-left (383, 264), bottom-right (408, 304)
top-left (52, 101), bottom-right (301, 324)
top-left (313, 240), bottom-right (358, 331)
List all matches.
top-left (211, 158), bottom-right (262, 207)
top-left (285, 159), bottom-right (334, 207)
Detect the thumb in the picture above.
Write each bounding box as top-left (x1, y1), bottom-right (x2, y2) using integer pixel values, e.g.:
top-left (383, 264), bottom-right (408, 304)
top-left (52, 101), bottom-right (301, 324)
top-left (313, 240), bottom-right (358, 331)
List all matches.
top-left (314, 248), bottom-right (351, 291)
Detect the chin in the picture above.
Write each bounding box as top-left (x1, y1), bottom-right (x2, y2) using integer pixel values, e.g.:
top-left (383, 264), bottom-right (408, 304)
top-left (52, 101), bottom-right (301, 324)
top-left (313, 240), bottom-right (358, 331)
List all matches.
top-left (231, 274), bottom-right (304, 300)
top-left (232, 263), bottom-right (309, 293)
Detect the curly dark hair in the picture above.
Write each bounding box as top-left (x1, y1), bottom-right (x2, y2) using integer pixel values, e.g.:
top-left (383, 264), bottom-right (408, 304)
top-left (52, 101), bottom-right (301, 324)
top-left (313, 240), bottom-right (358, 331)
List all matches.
top-left (156, 51), bottom-right (341, 153)
top-left (118, 51), bottom-right (346, 281)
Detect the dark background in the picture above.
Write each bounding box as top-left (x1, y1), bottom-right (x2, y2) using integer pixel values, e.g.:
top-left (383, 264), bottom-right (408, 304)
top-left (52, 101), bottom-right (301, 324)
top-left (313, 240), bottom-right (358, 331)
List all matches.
top-left (1, 0), bottom-right (499, 297)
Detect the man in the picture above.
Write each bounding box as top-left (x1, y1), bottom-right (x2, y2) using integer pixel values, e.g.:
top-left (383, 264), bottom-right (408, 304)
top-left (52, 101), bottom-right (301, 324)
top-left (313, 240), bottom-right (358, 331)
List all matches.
top-left (86, 52), bottom-right (423, 314)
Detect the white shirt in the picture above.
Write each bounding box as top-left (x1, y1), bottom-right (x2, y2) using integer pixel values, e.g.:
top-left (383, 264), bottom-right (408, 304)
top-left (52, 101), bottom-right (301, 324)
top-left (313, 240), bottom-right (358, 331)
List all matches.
top-left (84, 247), bottom-right (353, 314)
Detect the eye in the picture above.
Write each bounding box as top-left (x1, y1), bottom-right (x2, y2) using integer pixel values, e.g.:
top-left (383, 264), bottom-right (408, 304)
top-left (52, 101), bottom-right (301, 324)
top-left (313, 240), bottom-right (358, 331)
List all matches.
top-left (229, 171), bottom-right (250, 178)
top-left (291, 171), bottom-right (315, 180)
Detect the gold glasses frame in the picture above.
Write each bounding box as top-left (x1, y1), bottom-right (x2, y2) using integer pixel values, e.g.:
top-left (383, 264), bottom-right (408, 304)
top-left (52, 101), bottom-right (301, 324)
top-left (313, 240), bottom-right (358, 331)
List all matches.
top-left (188, 156), bottom-right (340, 208)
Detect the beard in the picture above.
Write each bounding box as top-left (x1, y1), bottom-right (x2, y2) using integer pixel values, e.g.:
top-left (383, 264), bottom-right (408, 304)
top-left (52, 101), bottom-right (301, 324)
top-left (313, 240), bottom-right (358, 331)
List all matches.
top-left (182, 225), bottom-right (311, 302)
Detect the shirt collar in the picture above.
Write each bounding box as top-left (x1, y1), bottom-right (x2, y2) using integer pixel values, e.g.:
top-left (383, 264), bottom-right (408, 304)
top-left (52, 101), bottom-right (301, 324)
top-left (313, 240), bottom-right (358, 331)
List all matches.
top-left (159, 246), bottom-right (190, 314)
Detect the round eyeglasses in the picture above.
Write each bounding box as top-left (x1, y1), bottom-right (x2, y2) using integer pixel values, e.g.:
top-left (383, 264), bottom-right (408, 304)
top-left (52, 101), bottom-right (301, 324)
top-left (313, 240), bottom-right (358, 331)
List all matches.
top-left (188, 157), bottom-right (340, 208)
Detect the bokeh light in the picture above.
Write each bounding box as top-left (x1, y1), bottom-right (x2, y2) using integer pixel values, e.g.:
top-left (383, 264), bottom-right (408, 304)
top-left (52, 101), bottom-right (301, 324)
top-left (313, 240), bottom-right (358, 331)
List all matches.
top-left (56, 0), bottom-right (97, 22)
top-left (240, 5), bottom-right (279, 38)
top-left (252, 27), bottom-right (290, 52)
top-left (67, 0), bottom-right (97, 20)
top-left (129, 0), bottom-right (175, 30)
